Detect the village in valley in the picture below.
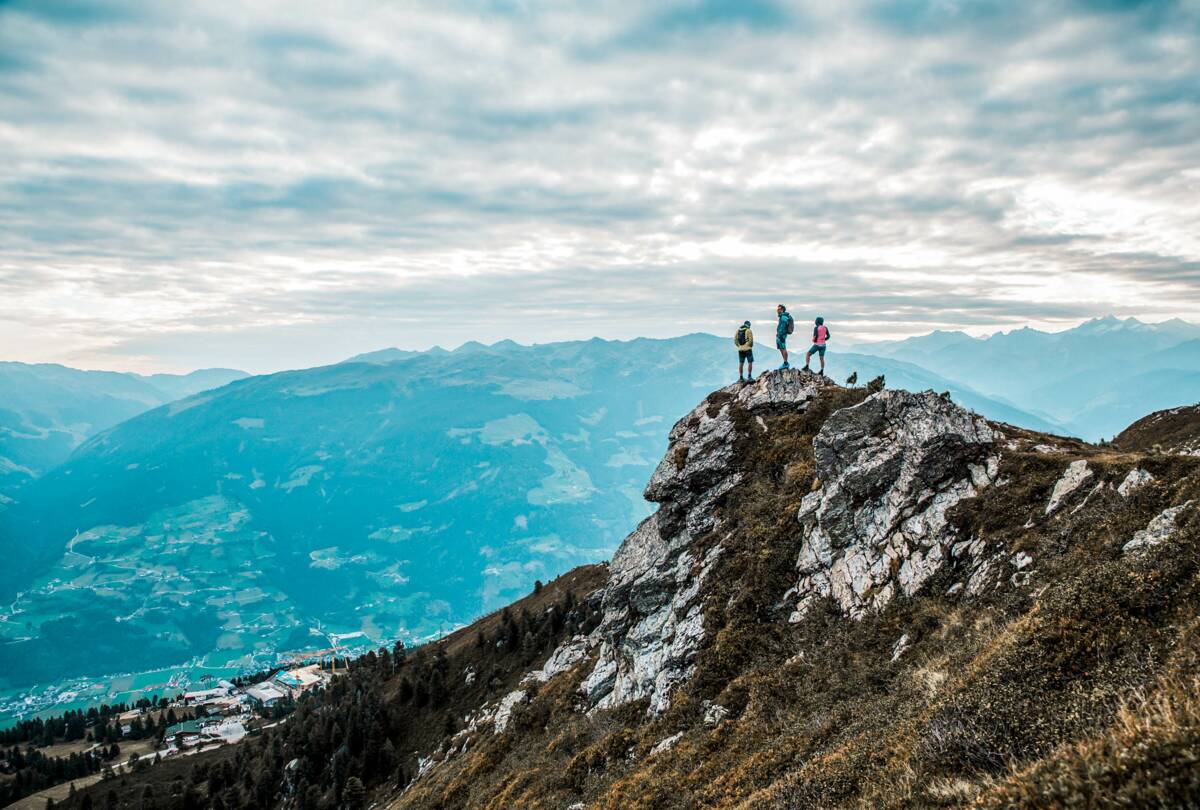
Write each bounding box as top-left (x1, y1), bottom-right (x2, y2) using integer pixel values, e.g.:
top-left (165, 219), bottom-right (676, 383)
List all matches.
top-left (0, 659), bottom-right (344, 808)
top-left (159, 663), bottom-right (331, 753)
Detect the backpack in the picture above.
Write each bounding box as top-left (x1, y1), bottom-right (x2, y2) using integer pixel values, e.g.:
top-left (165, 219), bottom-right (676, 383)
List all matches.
top-left (785, 314), bottom-right (794, 335)
top-left (815, 324), bottom-right (830, 343)
top-left (736, 328), bottom-right (750, 348)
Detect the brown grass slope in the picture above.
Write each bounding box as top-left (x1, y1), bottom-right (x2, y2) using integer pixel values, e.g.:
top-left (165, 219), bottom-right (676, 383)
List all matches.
top-left (53, 566), bottom-right (608, 810)
top-left (1114, 403), bottom-right (1200, 456)
top-left (392, 384), bottom-right (1200, 810)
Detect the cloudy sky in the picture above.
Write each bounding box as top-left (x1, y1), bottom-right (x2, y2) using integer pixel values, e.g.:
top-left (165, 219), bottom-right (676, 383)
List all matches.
top-left (2, 0), bottom-right (1198, 373)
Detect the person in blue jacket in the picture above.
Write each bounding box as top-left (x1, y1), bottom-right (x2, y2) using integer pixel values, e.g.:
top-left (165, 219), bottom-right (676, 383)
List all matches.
top-left (775, 304), bottom-right (794, 369)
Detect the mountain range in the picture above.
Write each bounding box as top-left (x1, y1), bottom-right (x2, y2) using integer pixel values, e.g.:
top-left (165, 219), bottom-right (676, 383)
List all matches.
top-left (0, 364), bottom-right (247, 502)
top-left (0, 337), bottom-right (732, 692)
top-left (43, 369), bottom-right (1200, 809)
top-left (0, 336), bottom-right (1069, 693)
top-left (2, 320), bottom-right (1198, 710)
top-left (854, 316), bottom-right (1200, 440)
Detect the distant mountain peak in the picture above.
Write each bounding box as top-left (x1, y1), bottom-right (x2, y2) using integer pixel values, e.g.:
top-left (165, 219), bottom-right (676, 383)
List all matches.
top-left (1076, 314), bottom-right (1140, 333)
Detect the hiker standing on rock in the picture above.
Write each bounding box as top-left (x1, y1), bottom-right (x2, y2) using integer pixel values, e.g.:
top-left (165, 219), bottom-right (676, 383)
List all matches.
top-left (802, 316), bottom-right (831, 376)
top-left (776, 305), bottom-right (794, 369)
top-left (734, 320), bottom-right (755, 382)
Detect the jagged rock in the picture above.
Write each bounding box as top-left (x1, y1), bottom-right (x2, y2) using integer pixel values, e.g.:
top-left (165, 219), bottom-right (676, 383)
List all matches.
top-left (1045, 460), bottom-right (1092, 514)
top-left (493, 689), bottom-right (527, 733)
top-left (415, 755), bottom-right (436, 781)
top-left (966, 554), bottom-right (1000, 596)
top-left (650, 732), bottom-right (684, 756)
top-left (644, 370), bottom-right (829, 537)
top-left (582, 371), bottom-right (826, 715)
top-left (1118, 468), bottom-right (1154, 497)
top-left (1123, 502), bottom-right (1194, 554)
top-left (522, 635), bottom-right (590, 685)
top-left (891, 633), bottom-right (911, 662)
top-left (702, 700), bottom-right (729, 725)
top-left (790, 390), bottom-right (998, 620)
top-left (581, 527), bottom-right (722, 714)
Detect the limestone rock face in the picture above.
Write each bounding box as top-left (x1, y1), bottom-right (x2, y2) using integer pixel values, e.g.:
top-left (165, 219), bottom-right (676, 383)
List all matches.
top-left (1118, 468), bottom-right (1154, 497)
top-left (577, 378), bottom-right (1003, 716)
top-left (790, 390), bottom-right (999, 620)
top-left (1123, 501), bottom-right (1194, 554)
top-left (581, 370), bottom-right (829, 714)
top-left (1046, 460), bottom-right (1093, 514)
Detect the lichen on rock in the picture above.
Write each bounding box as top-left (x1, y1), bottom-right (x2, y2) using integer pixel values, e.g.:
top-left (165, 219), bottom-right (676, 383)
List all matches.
top-left (1123, 501), bottom-right (1194, 554)
top-left (581, 371), bottom-right (828, 714)
top-left (789, 389), bottom-right (999, 620)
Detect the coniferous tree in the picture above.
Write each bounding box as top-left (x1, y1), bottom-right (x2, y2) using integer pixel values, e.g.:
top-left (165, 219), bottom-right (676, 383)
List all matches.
top-left (342, 777), bottom-right (366, 810)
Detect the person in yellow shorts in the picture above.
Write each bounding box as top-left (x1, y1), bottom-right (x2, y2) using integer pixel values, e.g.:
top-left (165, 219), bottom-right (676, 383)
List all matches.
top-left (734, 320), bottom-right (754, 382)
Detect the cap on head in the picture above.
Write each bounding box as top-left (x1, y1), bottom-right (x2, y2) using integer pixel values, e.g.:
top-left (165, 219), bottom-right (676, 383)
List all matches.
top-left (743, 320), bottom-right (751, 327)
top-left (816, 316), bottom-right (824, 325)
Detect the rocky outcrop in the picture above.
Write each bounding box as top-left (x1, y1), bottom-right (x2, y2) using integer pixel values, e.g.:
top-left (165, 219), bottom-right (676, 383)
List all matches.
top-left (580, 370), bottom-right (829, 714)
top-left (572, 377), bottom-right (1015, 715)
top-left (1118, 468), bottom-right (1154, 497)
top-left (1046, 460), bottom-right (1093, 514)
top-left (1123, 501), bottom-right (1194, 554)
top-left (789, 390), bottom-right (999, 620)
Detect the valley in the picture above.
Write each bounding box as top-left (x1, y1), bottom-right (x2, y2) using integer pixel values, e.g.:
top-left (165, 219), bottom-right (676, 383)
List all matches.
top-left (3, 324), bottom-right (1200, 732)
top-left (29, 367), bottom-right (1200, 810)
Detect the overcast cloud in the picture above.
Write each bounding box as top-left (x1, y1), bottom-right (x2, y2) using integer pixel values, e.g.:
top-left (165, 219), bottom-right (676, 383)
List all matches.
top-left (1, 0), bottom-right (1198, 372)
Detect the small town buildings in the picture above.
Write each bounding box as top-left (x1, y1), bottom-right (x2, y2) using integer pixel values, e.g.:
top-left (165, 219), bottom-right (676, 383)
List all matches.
top-left (274, 664), bottom-right (326, 695)
top-left (204, 720), bottom-right (247, 744)
top-left (164, 719), bottom-right (205, 747)
top-left (245, 681), bottom-right (288, 708)
top-left (182, 685), bottom-right (233, 705)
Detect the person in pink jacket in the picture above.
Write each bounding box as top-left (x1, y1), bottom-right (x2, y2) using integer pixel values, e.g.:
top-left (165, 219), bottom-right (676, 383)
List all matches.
top-left (802, 316), bottom-right (831, 376)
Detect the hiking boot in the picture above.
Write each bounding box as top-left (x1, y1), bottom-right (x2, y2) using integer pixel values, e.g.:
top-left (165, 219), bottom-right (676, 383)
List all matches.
top-left (779, 362), bottom-right (790, 370)
top-left (801, 365), bottom-right (811, 372)
top-left (746, 374), bottom-right (754, 382)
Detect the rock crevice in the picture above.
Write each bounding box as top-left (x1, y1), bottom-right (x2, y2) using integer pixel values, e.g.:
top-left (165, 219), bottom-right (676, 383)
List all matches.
top-left (581, 370), bottom-right (828, 713)
top-left (790, 390), bottom-right (999, 620)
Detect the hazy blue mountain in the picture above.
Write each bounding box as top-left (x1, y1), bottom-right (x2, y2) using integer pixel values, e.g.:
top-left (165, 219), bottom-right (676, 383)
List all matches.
top-left (0, 334), bottom-right (1058, 693)
top-left (0, 363), bottom-right (248, 502)
top-left (854, 317), bottom-right (1200, 439)
top-left (139, 368), bottom-right (250, 401)
top-left (345, 347), bottom-right (439, 364)
top-left (1141, 338), bottom-right (1200, 373)
top-left (851, 329), bottom-right (974, 358)
top-left (1030, 369), bottom-right (1200, 441)
top-left (833, 353), bottom-right (1065, 434)
top-left (0, 337), bottom-right (726, 690)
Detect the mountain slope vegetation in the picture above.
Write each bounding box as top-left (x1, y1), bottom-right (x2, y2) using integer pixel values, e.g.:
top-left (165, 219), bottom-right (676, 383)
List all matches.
top-left (54, 371), bottom-right (1200, 809)
top-left (0, 338), bottom-right (726, 691)
top-left (0, 335), bottom-right (1057, 697)
top-left (0, 363), bottom-right (246, 502)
